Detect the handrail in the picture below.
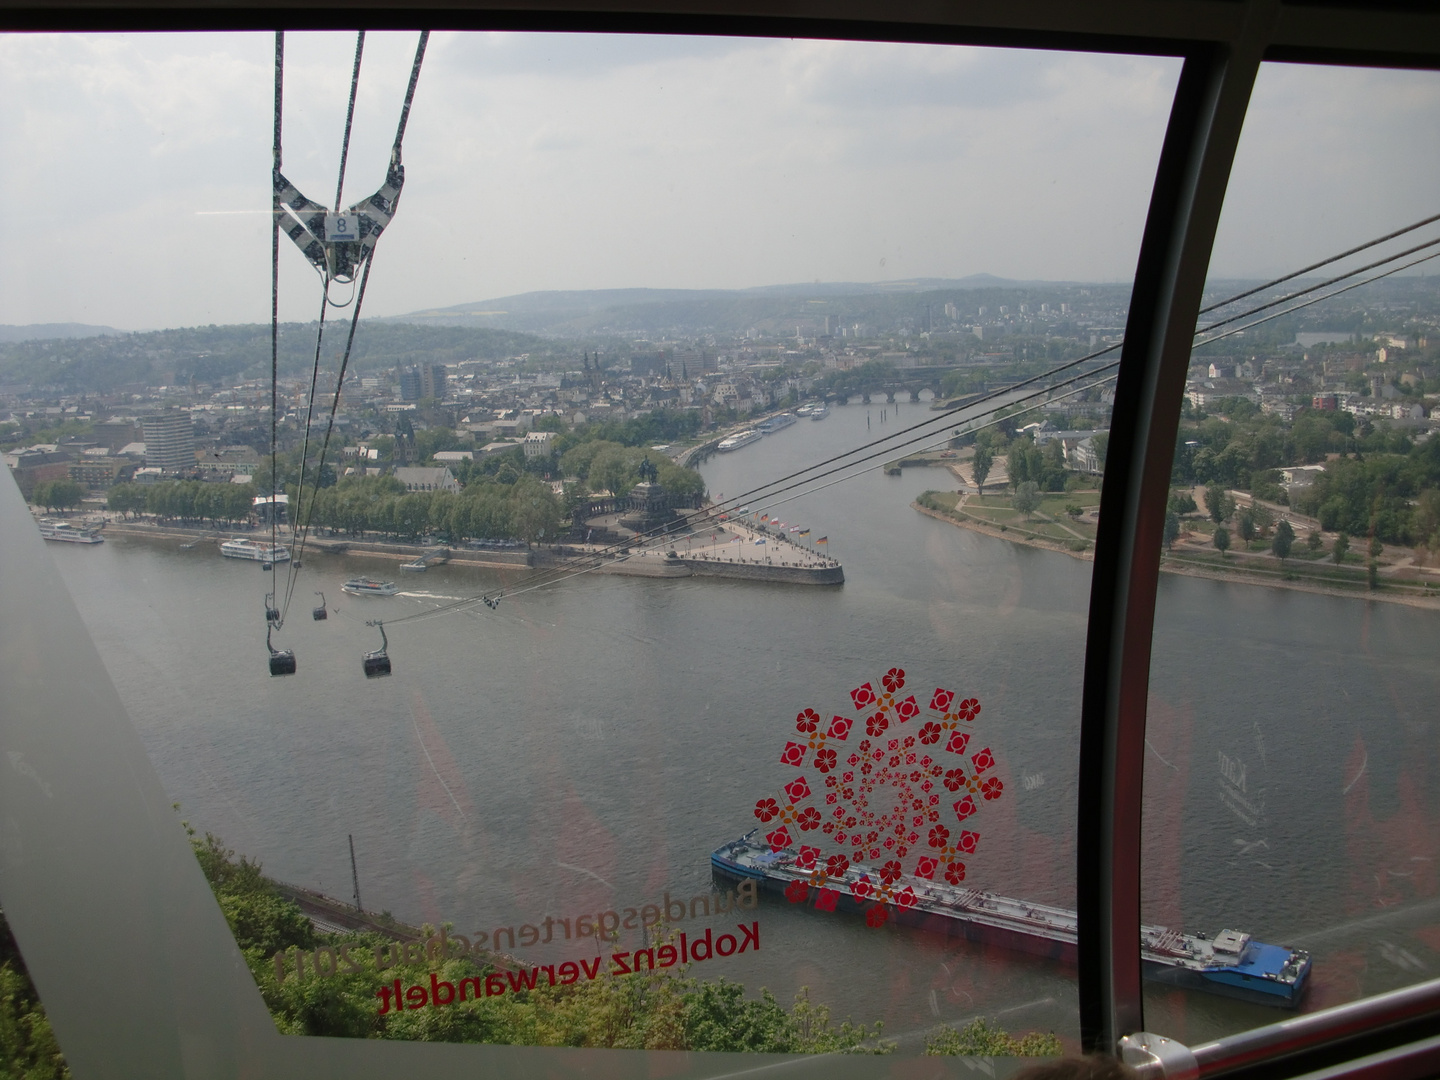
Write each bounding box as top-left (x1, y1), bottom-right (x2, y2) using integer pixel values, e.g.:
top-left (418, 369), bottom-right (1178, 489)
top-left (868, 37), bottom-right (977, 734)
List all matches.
top-left (1191, 977), bottom-right (1440, 1078)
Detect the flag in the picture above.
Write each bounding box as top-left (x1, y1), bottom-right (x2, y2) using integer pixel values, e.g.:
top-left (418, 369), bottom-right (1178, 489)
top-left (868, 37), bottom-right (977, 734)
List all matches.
top-left (755, 538), bottom-right (766, 545)
top-left (761, 514), bottom-right (770, 522)
top-left (789, 526), bottom-right (800, 533)
top-left (799, 528), bottom-right (810, 536)
top-left (816, 536), bottom-right (828, 544)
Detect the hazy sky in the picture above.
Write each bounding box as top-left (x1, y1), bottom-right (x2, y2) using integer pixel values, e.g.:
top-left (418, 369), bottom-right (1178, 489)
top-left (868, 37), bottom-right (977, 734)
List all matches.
top-left (0, 31), bottom-right (1436, 331)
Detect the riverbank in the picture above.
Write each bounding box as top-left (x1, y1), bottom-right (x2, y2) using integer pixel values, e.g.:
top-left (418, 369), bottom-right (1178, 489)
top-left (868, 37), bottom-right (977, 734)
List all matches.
top-left (90, 519), bottom-right (843, 585)
top-left (913, 500), bottom-right (1440, 611)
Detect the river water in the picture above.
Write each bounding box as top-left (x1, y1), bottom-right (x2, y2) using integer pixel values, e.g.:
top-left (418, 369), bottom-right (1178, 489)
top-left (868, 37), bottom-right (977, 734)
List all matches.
top-left (47, 401), bottom-right (1440, 1050)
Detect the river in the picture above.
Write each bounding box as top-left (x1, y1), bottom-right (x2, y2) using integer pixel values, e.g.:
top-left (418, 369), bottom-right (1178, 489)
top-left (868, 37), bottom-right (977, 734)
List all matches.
top-left (46, 400), bottom-right (1440, 1050)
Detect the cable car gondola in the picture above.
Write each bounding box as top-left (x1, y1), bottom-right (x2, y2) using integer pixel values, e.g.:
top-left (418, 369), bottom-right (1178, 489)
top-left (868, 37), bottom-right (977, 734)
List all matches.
top-left (312, 591), bottom-right (328, 620)
top-left (362, 621), bottom-right (391, 678)
top-left (267, 627), bottom-right (296, 677)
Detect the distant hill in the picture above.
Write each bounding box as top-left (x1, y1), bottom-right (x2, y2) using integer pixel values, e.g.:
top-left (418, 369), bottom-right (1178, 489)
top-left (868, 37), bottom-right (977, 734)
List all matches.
top-left (0, 323), bottom-right (124, 343)
top-left (0, 321), bottom-right (555, 395)
top-left (380, 275), bottom-right (1098, 336)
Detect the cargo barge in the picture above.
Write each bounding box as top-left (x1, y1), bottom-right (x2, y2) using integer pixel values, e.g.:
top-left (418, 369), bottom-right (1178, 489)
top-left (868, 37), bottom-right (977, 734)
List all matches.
top-left (711, 830), bottom-right (1309, 1008)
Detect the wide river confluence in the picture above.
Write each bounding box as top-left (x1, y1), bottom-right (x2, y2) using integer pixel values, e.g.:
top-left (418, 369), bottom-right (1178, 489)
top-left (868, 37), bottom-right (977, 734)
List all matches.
top-left (49, 401), bottom-right (1440, 1050)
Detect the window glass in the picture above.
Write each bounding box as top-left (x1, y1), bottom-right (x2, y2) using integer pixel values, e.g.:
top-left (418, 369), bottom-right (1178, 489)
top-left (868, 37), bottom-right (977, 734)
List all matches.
top-left (3, 30), bottom-right (1178, 1066)
top-left (1145, 62), bottom-right (1440, 1043)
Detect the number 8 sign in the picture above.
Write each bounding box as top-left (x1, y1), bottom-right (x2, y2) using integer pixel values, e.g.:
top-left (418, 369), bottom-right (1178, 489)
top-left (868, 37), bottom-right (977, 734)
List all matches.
top-left (325, 214), bottom-right (356, 242)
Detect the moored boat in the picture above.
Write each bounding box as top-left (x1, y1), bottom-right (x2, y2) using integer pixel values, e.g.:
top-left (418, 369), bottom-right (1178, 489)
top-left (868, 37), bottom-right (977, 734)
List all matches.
top-left (717, 429), bottom-right (763, 452)
top-left (37, 519), bottom-right (104, 544)
top-left (221, 538), bottom-right (289, 562)
top-left (710, 830), bottom-right (1310, 1008)
top-left (342, 577), bottom-right (399, 597)
top-left (400, 559), bottom-right (428, 572)
top-left (758, 412), bottom-right (798, 433)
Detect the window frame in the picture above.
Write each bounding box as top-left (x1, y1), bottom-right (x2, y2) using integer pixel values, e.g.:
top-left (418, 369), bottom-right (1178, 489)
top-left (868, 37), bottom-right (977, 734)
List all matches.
top-left (1, 2), bottom-right (1438, 1076)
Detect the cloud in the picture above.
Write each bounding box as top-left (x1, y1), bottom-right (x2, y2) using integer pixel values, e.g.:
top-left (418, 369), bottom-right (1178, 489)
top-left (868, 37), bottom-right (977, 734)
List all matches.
top-left (3, 33), bottom-right (1431, 331)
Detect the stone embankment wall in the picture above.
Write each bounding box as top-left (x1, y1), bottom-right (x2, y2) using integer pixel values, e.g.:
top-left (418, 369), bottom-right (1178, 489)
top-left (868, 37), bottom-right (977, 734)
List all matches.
top-left (679, 558), bottom-right (844, 585)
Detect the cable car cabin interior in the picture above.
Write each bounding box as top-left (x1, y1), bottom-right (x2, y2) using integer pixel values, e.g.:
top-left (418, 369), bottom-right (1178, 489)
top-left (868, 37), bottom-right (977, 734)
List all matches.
top-left (0, 2), bottom-right (1437, 1080)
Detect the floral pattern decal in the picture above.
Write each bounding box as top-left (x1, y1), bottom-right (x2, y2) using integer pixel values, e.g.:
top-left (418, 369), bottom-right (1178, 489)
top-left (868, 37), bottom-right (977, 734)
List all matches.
top-left (751, 667), bottom-right (1003, 927)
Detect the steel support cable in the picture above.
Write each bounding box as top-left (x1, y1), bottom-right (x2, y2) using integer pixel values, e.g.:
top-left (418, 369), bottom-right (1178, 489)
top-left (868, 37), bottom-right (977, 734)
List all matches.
top-left (379, 366), bottom-right (1128, 629)
top-left (373, 232), bottom-right (1437, 627)
top-left (281, 31), bottom-right (365, 622)
top-left (376, 360), bottom-right (1126, 628)
top-left (367, 208), bottom-right (1440, 621)
top-left (339, 208), bottom-right (1435, 631)
top-left (268, 30), bottom-right (284, 631)
top-left (1194, 233), bottom-right (1440, 338)
top-left (277, 32), bottom-right (428, 625)
top-left (1197, 209), bottom-right (1440, 315)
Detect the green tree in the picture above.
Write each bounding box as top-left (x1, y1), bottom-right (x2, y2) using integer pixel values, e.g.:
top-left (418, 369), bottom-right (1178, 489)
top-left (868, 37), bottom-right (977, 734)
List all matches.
top-left (108, 482), bottom-right (146, 519)
top-left (1162, 510), bottom-right (1180, 550)
top-left (1012, 481), bottom-right (1041, 520)
top-left (1213, 526), bottom-right (1230, 554)
top-left (925, 1017), bottom-right (1062, 1057)
top-left (1332, 531), bottom-right (1350, 565)
top-left (971, 444), bottom-right (993, 492)
top-left (1307, 529), bottom-right (1323, 553)
top-left (1272, 519), bottom-right (1295, 560)
top-left (1369, 533), bottom-right (1384, 558)
top-left (0, 910), bottom-right (71, 1079)
top-left (1168, 490), bottom-right (1197, 516)
top-left (1237, 508), bottom-right (1256, 544)
top-left (1204, 483), bottom-right (1234, 524)
top-left (1064, 503), bottom-right (1083, 520)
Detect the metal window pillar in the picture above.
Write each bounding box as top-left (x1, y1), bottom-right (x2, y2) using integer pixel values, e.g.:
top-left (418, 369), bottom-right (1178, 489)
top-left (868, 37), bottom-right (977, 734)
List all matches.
top-left (1076, 1), bottom-right (1274, 1054)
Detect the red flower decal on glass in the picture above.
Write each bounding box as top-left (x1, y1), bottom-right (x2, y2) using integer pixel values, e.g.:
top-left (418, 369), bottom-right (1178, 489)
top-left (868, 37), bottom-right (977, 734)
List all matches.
top-left (930, 688), bottom-right (955, 713)
top-left (826, 853), bottom-right (851, 877)
top-left (894, 886), bottom-right (919, 909)
top-left (895, 696), bottom-right (919, 722)
top-left (796, 708), bottom-right (822, 734)
top-left (865, 713), bottom-right (889, 737)
top-left (928, 824), bottom-right (951, 849)
top-left (796, 806), bottom-right (822, 831)
top-left (915, 856), bottom-right (938, 879)
top-left (944, 861), bottom-right (966, 884)
top-left (815, 888), bottom-right (839, 912)
top-left (919, 722), bottom-right (943, 745)
top-left (754, 797), bottom-right (780, 822)
top-left (971, 747), bottom-right (996, 774)
top-left (784, 880), bottom-right (809, 903)
top-left (956, 698), bottom-right (981, 721)
top-left (865, 904), bottom-right (889, 927)
top-left (827, 716), bottom-right (853, 740)
top-left (766, 826), bottom-right (793, 851)
top-left (780, 742), bottom-right (807, 767)
top-left (882, 667), bottom-right (905, 692)
top-left (879, 859), bottom-right (903, 885)
top-left (945, 731), bottom-right (971, 756)
top-left (957, 830), bottom-right (979, 854)
top-left (850, 683), bottom-right (877, 709)
top-left (814, 748), bottom-right (838, 773)
top-left (980, 776), bottom-right (1004, 801)
top-left (943, 768), bottom-right (966, 792)
top-left (853, 875), bottom-right (873, 899)
top-left (797, 845), bottom-right (820, 869)
top-left (954, 795), bottom-right (978, 821)
top-left (784, 776), bottom-right (812, 803)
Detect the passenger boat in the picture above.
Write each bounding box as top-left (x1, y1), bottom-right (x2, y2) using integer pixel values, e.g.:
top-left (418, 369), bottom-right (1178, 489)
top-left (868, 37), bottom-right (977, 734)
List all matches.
top-left (797, 403), bottom-right (829, 419)
top-left (716, 429), bottom-right (763, 452)
top-left (220, 538), bottom-right (289, 562)
top-left (400, 558), bottom-right (428, 572)
top-left (711, 830), bottom-right (1311, 1008)
top-left (37, 519), bottom-right (104, 544)
top-left (758, 412), bottom-right (798, 433)
top-left (342, 577), bottom-right (399, 597)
